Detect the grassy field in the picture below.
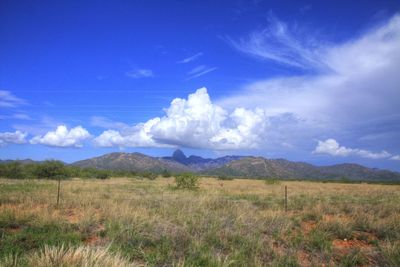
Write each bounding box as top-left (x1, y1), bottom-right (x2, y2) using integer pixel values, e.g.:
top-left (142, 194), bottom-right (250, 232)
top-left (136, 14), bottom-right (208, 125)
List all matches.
top-left (0, 177), bottom-right (399, 266)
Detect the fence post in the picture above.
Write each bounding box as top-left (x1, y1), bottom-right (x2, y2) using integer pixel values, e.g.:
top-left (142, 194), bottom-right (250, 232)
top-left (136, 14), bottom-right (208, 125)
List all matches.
top-left (284, 185), bottom-right (288, 212)
top-left (56, 177), bottom-right (61, 208)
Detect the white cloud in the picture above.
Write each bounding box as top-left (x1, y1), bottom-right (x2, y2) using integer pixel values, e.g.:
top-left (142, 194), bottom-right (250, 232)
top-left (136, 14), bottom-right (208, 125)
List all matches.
top-left (0, 90), bottom-right (26, 108)
top-left (188, 65), bottom-right (207, 75)
top-left (0, 113), bottom-right (31, 121)
top-left (12, 113), bottom-right (31, 120)
top-left (186, 66), bottom-right (218, 80)
top-left (177, 52), bottom-right (203, 63)
top-left (90, 116), bottom-right (129, 130)
top-left (220, 13), bottom-right (400, 155)
top-left (94, 118), bottom-right (163, 148)
top-left (95, 88), bottom-right (269, 150)
top-left (0, 130), bottom-right (27, 146)
top-left (391, 155), bottom-right (400, 161)
top-left (314, 139), bottom-right (392, 159)
top-left (125, 69), bottom-right (154, 78)
top-left (225, 12), bottom-right (324, 70)
top-left (30, 125), bottom-right (91, 147)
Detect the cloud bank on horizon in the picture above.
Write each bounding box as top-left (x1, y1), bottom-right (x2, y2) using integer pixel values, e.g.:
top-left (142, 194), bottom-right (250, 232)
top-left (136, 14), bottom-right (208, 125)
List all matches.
top-left (1, 12), bottom-right (400, 166)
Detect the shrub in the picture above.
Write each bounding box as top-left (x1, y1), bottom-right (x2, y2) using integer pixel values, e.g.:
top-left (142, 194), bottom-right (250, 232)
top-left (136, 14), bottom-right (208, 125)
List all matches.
top-left (161, 169), bottom-right (172, 178)
top-left (175, 173), bottom-right (199, 189)
top-left (264, 178), bottom-right (280, 184)
top-left (142, 172), bottom-right (157, 180)
top-left (217, 175), bottom-right (233, 180)
top-left (306, 229), bottom-right (332, 252)
top-left (33, 160), bottom-right (69, 180)
top-left (95, 170), bottom-right (111, 179)
top-left (0, 161), bottom-right (24, 179)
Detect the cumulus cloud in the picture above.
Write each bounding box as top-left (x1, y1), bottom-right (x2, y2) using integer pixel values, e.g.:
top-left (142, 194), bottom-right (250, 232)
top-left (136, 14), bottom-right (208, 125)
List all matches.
top-left (30, 125), bottom-right (91, 147)
top-left (94, 118), bottom-right (163, 148)
top-left (95, 88), bottom-right (269, 149)
top-left (125, 69), bottom-right (154, 78)
top-left (0, 90), bottom-right (26, 108)
top-left (177, 52), bottom-right (203, 63)
top-left (314, 139), bottom-right (393, 159)
top-left (0, 130), bottom-right (27, 146)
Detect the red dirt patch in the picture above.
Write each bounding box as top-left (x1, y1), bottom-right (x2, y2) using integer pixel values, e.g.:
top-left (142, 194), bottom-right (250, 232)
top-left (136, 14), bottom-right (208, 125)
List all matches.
top-left (323, 214), bottom-right (351, 223)
top-left (297, 250), bottom-right (311, 266)
top-left (64, 209), bottom-right (81, 224)
top-left (84, 235), bottom-right (100, 245)
top-left (333, 239), bottom-right (373, 253)
top-left (301, 221), bottom-right (317, 235)
top-left (84, 224), bottom-right (106, 246)
top-left (272, 241), bottom-right (286, 256)
top-left (7, 226), bottom-right (23, 233)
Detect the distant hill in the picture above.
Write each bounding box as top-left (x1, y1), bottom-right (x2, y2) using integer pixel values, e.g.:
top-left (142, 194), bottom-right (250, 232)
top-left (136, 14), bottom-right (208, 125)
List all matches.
top-left (205, 157), bottom-right (400, 181)
top-left (5, 150), bottom-right (398, 181)
top-left (0, 159), bottom-right (44, 165)
top-left (72, 152), bottom-right (191, 173)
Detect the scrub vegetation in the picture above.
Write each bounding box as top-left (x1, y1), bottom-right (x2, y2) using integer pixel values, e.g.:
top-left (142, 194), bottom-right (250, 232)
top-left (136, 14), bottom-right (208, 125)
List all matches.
top-left (0, 177), bottom-right (399, 266)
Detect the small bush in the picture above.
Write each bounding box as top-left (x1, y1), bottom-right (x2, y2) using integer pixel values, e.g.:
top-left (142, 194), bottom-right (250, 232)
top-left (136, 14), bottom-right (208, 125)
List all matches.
top-left (264, 178), bottom-right (280, 184)
top-left (161, 169), bottom-right (172, 178)
top-left (339, 249), bottom-right (366, 267)
top-left (95, 170), bottom-right (111, 179)
top-left (142, 172), bottom-right (157, 180)
top-left (217, 175), bottom-right (233, 180)
top-left (175, 173), bottom-right (199, 189)
top-left (306, 229), bottom-right (332, 252)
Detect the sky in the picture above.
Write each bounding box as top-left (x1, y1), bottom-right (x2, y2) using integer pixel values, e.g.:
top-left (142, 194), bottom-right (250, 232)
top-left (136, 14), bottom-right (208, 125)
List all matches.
top-left (1, 0), bottom-right (400, 171)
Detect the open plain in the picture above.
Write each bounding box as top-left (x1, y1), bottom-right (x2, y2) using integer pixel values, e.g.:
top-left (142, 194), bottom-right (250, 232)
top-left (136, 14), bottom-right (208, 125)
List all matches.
top-left (0, 177), bottom-right (399, 266)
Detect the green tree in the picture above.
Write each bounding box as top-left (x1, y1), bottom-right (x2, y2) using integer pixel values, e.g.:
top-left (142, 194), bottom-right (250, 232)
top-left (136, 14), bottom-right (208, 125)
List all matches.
top-left (34, 160), bottom-right (69, 179)
top-left (0, 161), bottom-right (24, 179)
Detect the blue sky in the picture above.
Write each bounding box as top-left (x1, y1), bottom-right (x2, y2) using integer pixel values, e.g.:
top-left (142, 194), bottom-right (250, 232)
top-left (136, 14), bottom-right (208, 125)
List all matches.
top-left (1, 0), bottom-right (400, 171)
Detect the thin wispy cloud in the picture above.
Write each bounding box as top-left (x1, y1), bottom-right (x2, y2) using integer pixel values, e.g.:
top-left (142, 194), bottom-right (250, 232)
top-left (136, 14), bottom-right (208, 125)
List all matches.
top-left (225, 12), bottom-right (325, 70)
top-left (0, 113), bottom-right (31, 120)
top-left (187, 65), bottom-right (207, 75)
top-left (0, 90), bottom-right (26, 108)
top-left (299, 4), bottom-right (312, 15)
top-left (125, 69), bottom-right (154, 79)
top-left (90, 116), bottom-right (129, 130)
top-left (177, 52), bottom-right (203, 64)
top-left (186, 66), bottom-right (218, 80)
top-left (13, 116), bottom-right (64, 136)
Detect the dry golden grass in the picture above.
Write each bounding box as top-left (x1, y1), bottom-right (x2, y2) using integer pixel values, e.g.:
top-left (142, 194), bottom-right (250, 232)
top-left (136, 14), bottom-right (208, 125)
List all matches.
top-left (27, 245), bottom-right (136, 267)
top-left (0, 177), bottom-right (399, 266)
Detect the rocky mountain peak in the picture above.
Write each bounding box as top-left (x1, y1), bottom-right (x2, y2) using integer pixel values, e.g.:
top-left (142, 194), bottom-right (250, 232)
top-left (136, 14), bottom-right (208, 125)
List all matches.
top-left (172, 149), bottom-right (187, 163)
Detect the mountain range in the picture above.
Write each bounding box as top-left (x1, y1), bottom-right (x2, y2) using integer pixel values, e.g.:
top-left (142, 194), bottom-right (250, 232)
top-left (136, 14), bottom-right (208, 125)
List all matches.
top-left (72, 149), bottom-right (400, 182)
